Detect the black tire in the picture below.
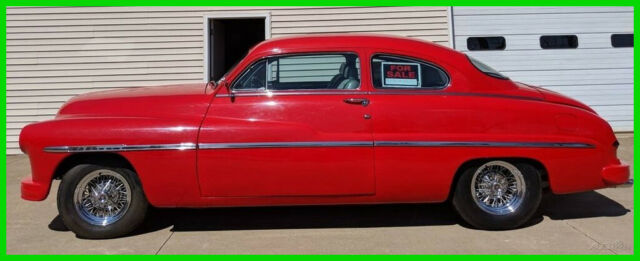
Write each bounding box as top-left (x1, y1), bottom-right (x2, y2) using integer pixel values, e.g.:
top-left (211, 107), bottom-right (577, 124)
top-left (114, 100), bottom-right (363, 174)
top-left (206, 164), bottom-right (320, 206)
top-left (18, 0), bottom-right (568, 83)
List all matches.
top-left (57, 164), bottom-right (148, 239)
top-left (452, 160), bottom-right (542, 230)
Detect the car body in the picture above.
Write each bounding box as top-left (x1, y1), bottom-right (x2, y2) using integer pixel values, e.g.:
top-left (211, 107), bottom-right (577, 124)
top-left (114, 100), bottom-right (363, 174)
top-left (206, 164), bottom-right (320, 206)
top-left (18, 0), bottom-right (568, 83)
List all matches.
top-left (19, 34), bottom-right (630, 238)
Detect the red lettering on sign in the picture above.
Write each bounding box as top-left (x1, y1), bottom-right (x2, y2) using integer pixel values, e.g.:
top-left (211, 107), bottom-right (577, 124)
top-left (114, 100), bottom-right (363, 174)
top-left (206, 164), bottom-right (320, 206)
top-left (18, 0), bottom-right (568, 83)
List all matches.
top-left (386, 64), bottom-right (417, 79)
top-left (390, 71), bottom-right (416, 79)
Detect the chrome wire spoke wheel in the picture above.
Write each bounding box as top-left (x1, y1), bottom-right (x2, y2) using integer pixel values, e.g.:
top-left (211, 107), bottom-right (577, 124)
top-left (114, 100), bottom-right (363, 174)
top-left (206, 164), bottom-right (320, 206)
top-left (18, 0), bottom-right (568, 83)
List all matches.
top-left (470, 161), bottom-right (525, 215)
top-left (73, 169), bottom-right (131, 226)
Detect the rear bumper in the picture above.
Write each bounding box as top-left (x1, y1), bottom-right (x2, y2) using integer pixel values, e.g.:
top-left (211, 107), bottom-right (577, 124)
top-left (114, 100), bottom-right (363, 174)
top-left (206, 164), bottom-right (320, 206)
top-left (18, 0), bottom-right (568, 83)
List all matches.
top-left (602, 163), bottom-right (631, 187)
top-left (21, 177), bottom-right (50, 201)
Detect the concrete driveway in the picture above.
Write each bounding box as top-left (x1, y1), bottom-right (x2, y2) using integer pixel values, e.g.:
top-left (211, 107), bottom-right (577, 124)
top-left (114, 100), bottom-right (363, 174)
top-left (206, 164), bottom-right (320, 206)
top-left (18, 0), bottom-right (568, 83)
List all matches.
top-left (6, 134), bottom-right (634, 254)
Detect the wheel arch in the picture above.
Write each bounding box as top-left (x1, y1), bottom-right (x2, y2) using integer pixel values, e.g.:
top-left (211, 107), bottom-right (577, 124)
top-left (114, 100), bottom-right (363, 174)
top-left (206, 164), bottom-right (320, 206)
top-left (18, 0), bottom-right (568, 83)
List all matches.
top-left (52, 152), bottom-right (137, 180)
top-left (447, 157), bottom-right (549, 201)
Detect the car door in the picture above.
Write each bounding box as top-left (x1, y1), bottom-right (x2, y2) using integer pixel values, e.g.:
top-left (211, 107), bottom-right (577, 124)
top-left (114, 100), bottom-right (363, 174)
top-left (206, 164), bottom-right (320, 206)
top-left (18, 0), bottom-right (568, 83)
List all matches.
top-left (367, 52), bottom-right (458, 202)
top-left (197, 52), bottom-right (375, 197)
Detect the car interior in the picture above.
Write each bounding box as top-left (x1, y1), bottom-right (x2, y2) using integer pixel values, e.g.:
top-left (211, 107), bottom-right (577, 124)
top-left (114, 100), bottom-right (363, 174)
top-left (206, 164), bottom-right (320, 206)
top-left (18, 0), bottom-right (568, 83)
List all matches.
top-left (233, 54), bottom-right (361, 90)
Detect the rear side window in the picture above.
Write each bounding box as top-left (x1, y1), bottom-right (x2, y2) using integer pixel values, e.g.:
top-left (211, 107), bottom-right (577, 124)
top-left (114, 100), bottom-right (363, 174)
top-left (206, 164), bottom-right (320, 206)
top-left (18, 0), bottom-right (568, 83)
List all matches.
top-left (467, 56), bottom-right (508, 80)
top-left (540, 35), bottom-right (578, 49)
top-left (611, 34), bottom-right (633, 47)
top-left (371, 54), bottom-right (449, 89)
top-left (467, 37), bottom-right (506, 51)
top-left (233, 53), bottom-right (361, 91)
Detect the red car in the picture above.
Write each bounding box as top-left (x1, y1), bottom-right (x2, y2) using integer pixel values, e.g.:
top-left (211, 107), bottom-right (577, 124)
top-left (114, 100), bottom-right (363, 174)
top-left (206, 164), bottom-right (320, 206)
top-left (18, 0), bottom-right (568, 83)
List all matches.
top-left (19, 34), bottom-right (630, 238)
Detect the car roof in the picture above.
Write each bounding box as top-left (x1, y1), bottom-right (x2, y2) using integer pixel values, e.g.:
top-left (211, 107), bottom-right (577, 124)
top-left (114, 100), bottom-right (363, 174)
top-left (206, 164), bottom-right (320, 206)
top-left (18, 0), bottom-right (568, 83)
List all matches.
top-left (250, 33), bottom-right (459, 56)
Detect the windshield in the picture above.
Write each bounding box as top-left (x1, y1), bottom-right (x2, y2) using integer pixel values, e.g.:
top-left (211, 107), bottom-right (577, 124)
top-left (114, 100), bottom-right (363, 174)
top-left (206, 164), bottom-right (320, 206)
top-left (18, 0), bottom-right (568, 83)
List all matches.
top-left (467, 56), bottom-right (509, 80)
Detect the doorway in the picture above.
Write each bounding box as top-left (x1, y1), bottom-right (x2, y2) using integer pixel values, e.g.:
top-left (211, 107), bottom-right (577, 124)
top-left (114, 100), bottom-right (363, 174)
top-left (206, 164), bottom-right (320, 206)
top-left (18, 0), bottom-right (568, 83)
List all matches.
top-left (207, 17), bottom-right (267, 81)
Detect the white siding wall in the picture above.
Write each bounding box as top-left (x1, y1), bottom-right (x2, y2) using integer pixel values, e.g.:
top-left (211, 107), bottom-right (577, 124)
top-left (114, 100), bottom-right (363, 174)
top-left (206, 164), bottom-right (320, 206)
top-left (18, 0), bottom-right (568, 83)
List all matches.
top-left (6, 6), bottom-right (450, 154)
top-left (452, 6), bottom-right (634, 132)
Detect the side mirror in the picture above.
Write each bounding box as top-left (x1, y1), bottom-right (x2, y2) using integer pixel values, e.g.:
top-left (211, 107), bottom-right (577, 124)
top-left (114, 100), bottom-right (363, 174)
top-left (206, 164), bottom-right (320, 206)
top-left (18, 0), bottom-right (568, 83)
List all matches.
top-left (205, 80), bottom-right (217, 94)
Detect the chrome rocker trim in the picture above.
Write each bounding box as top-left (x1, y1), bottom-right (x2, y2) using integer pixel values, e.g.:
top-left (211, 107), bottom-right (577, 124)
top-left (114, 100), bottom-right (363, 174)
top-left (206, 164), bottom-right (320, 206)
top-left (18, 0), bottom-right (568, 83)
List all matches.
top-left (43, 141), bottom-right (594, 152)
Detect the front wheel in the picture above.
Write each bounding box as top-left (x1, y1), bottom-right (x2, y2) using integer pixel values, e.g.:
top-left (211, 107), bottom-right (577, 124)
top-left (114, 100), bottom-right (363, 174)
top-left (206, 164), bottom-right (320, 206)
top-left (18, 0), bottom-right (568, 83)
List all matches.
top-left (57, 164), bottom-right (148, 239)
top-left (452, 160), bottom-right (541, 230)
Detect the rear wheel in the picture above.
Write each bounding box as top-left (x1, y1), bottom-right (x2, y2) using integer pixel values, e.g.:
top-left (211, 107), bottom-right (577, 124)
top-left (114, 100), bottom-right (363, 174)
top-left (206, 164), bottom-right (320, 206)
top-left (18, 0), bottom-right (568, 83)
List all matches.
top-left (57, 164), bottom-right (148, 239)
top-left (452, 160), bottom-right (541, 230)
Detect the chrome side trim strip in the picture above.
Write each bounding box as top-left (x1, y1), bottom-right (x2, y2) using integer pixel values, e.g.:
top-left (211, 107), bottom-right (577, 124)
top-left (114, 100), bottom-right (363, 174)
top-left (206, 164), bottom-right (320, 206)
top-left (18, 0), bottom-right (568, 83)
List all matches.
top-left (374, 141), bottom-right (594, 148)
top-left (198, 141), bottom-right (373, 149)
top-left (44, 140), bottom-right (594, 153)
top-left (43, 143), bottom-right (197, 153)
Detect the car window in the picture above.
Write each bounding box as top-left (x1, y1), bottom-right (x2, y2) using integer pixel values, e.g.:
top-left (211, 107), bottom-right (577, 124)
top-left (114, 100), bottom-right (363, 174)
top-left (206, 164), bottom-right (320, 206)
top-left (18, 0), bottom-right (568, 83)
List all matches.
top-left (467, 56), bottom-right (509, 80)
top-left (233, 53), bottom-right (361, 91)
top-left (371, 54), bottom-right (449, 89)
top-left (233, 60), bottom-right (267, 90)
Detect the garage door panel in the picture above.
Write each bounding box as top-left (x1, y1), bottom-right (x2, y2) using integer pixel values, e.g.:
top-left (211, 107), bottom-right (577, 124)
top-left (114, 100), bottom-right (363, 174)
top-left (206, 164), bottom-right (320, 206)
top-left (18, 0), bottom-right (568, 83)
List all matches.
top-left (454, 13), bottom-right (632, 35)
top-left (466, 55), bottom-right (633, 72)
top-left (467, 50), bottom-right (633, 80)
top-left (509, 77), bottom-right (631, 87)
top-left (465, 48), bottom-right (633, 59)
top-left (453, 7), bottom-right (633, 16)
top-left (579, 98), bottom-right (633, 107)
top-left (607, 122), bottom-right (633, 131)
top-left (502, 68), bottom-right (632, 78)
top-left (593, 105), bottom-right (634, 113)
top-left (502, 68), bottom-right (633, 86)
top-left (456, 34), bottom-right (635, 51)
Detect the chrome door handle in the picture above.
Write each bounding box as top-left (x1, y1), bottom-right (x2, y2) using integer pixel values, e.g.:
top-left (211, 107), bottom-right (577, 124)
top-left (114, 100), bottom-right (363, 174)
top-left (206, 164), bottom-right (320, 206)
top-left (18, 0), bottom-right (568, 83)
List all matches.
top-left (343, 98), bottom-right (369, 106)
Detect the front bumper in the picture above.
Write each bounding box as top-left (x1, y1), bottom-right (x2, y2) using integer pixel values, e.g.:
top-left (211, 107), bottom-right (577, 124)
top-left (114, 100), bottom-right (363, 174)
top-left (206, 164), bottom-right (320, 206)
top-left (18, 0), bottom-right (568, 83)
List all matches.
top-left (602, 163), bottom-right (631, 187)
top-left (21, 177), bottom-right (50, 201)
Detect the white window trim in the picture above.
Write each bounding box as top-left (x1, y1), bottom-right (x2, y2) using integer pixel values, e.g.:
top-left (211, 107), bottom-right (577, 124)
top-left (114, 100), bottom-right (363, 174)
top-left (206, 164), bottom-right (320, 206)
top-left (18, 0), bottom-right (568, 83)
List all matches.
top-left (202, 12), bottom-right (272, 82)
top-left (448, 6), bottom-right (455, 49)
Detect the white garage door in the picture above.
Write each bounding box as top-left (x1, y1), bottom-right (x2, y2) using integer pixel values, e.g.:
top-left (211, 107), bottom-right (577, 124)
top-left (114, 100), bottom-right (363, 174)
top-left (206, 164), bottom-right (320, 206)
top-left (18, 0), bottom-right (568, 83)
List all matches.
top-left (452, 6), bottom-right (634, 131)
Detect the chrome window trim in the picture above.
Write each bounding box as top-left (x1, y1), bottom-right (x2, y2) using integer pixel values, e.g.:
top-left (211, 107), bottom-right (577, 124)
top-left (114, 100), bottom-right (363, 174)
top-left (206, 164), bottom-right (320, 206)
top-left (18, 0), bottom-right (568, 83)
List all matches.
top-left (216, 90), bottom-right (543, 101)
top-left (43, 143), bottom-right (197, 153)
top-left (217, 90), bottom-right (364, 98)
top-left (43, 141), bottom-right (594, 153)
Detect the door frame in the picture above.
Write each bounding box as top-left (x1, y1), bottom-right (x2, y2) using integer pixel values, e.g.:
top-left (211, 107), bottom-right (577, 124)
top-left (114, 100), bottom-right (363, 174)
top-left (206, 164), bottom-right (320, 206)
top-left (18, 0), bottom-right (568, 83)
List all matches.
top-left (202, 12), bottom-right (272, 82)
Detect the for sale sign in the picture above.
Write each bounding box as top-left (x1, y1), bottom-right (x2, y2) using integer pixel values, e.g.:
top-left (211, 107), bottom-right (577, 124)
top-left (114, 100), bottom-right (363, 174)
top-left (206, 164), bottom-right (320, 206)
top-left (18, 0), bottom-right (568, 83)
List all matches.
top-left (381, 62), bottom-right (421, 88)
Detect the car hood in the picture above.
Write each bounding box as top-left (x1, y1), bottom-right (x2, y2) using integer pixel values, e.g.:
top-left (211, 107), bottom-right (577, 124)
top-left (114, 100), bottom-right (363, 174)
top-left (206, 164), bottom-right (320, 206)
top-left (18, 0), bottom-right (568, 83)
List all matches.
top-left (57, 83), bottom-right (213, 119)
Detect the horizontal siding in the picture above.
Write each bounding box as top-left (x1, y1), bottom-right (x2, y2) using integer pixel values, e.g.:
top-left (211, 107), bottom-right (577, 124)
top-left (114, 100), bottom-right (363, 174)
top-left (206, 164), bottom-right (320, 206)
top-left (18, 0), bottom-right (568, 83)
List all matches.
top-left (453, 6), bottom-right (634, 132)
top-left (6, 6), bottom-right (450, 154)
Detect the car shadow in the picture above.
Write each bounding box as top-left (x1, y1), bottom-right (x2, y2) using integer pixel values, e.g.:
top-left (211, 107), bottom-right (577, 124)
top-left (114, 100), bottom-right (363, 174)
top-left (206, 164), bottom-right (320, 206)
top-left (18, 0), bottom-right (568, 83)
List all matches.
top-left (538, 190), bottom-right (630, 220)
top-left (48, 190), bottom-right (630, 238)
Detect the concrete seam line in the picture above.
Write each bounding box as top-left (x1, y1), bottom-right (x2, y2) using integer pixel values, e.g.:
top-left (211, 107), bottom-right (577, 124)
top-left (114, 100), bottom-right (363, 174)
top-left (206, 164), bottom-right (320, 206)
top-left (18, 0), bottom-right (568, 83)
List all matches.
top-left (563, 220), bottom-right (616, 254)
top-left (155, 231), bottom-right (175, 255)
